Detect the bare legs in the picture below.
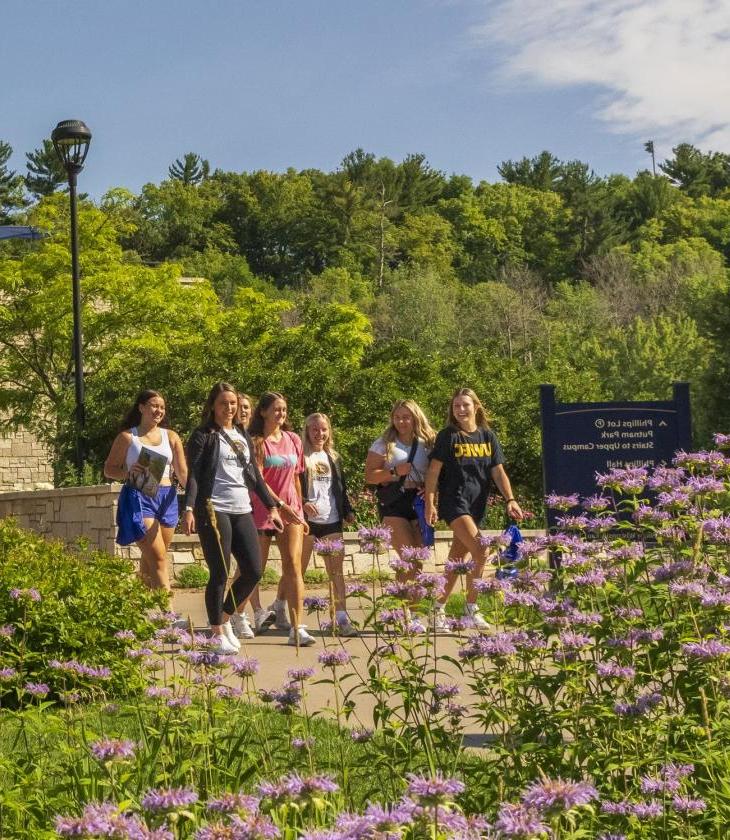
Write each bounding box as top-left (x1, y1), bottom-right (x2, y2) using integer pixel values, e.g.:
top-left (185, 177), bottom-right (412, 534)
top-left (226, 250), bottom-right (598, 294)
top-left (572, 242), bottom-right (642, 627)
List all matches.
top-left (137, 518), bottom-right (174, 592)
top-left (250, 525), bottom-right (306, 626)
top-left (302, 532), bottom-right (346, 613)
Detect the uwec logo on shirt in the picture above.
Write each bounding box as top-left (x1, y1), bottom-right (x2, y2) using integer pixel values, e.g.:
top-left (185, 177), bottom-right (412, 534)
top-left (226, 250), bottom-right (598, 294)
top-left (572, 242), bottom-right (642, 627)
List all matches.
top-left (454, 441), bottom-right (492, 458)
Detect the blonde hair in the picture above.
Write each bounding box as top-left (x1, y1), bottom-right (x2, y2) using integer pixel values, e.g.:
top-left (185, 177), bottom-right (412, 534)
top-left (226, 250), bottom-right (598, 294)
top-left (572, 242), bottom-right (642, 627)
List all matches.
top-left (447, 387), bottom-right (491, 431)
top-left (380, 399), bottom-right (436, 458)
top-left (302, 412), bottom-right (339, 459)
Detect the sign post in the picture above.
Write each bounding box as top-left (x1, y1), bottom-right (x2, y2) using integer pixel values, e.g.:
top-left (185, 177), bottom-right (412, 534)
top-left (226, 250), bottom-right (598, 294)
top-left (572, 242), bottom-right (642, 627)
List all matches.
top-left (540, 383), bottom-right (692, 530)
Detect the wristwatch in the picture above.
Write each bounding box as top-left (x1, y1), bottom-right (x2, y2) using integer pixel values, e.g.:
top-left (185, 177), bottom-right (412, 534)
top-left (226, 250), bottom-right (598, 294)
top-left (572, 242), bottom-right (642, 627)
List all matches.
top-left (390, 467), bottom-right (398, 477)
top-left (273, 499), bottom-right (284, 508)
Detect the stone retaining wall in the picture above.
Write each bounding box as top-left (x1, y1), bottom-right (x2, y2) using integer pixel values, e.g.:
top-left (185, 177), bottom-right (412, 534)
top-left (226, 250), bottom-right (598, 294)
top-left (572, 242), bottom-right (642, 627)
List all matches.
top-left (0, 483), bottom-right (544, 578)
top-left (0, 428), bottom-right (54, 491)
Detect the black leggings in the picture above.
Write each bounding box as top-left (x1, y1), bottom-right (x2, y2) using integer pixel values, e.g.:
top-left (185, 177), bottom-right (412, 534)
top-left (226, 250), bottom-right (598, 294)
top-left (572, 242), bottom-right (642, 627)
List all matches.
top-left (197, 509), bottom-right (262, 626)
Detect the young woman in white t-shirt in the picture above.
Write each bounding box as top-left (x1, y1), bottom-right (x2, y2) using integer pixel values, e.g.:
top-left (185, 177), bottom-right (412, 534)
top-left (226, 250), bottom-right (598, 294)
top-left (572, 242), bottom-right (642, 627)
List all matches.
top-left (300, 413), bottom-right (357, 636)
top-left (365, 400), bottom-right (436, 587)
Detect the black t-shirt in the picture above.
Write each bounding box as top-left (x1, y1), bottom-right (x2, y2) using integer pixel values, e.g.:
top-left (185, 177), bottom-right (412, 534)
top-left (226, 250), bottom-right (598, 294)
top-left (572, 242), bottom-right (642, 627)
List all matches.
top-left (429, 426), bottom-right (505, 522)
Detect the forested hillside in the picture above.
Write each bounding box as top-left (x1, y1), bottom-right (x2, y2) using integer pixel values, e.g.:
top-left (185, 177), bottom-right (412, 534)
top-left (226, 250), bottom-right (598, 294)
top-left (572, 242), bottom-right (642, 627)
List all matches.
top-left (1, 142), bottom-right (729, 503)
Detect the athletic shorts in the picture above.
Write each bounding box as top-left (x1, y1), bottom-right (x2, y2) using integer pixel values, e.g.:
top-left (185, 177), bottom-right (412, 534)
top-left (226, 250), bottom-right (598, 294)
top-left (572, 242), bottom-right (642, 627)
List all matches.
top-left (378, 487), bottom-right (418, 521)
top-left (307, 520), bottom-right (343, 539)
top-left (439, 502), bottom-right (486, 527)
top-left (139, 484), bottom-right (179, 527)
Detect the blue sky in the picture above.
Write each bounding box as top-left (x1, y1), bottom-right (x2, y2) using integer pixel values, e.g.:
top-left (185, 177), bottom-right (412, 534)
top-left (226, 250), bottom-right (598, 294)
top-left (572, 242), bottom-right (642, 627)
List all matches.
top-left (2, 0), bottom-right (727, 199)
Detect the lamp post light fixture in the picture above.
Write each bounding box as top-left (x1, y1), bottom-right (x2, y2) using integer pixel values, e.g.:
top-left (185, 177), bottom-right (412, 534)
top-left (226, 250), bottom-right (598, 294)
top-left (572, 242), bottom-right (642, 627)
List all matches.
top-left (51, 119), bottom-right (92, 478)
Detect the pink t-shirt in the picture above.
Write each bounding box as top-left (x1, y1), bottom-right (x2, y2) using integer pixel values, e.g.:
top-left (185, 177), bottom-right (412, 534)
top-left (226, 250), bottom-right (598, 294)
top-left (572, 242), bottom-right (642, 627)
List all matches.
top-left (251, 431), bottom-right (305, 529)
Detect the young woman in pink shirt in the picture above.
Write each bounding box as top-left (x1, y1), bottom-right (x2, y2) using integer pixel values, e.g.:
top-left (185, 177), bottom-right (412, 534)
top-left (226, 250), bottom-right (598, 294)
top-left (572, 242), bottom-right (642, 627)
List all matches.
top-left (247, 392), bottom-right (314, 646)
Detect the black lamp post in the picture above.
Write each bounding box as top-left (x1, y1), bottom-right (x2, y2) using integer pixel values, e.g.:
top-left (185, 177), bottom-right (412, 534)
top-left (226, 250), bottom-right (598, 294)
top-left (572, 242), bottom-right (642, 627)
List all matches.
top-left (51, 119), bottom-right (92, 478)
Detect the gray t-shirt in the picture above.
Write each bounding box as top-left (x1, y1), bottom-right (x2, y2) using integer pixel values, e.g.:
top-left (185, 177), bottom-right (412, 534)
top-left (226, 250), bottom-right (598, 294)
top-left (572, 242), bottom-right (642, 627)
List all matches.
top-left (368, 437), bottom-right (429, 485)
top-left (210, 428), bottom-right (252, 514)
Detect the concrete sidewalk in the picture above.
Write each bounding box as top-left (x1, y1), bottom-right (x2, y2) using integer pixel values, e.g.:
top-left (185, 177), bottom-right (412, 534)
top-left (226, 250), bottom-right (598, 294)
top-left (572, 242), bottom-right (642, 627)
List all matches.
top-left (171, 586), bottom-right (484, 743)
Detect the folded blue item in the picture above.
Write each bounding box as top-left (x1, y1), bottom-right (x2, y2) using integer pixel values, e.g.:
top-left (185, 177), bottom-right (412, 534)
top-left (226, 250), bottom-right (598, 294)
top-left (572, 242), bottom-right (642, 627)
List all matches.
top-left (413, 494), bottom-right (435, 548)
top-left (495, 523), bottom-right (523, 579)
top-left (116, 483), bottom-right (147, 546)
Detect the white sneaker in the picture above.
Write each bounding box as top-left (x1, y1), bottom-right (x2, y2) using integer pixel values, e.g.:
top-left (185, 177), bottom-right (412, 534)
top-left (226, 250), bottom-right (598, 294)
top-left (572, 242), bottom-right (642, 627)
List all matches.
top-left (221, 621), bottom-right (241, 650)
top-left (465, 607), bottom-right (491, 632)
top-left (230, 612), bottom-right (255, 640)
top-left (337, 619), bottom-right (360, 638)
top-left (272, 600), bottom-right (291, 631)
top-left (288, 626), bottom-right (316, 647)
top-left (433, 608), bottom-right (452, 634)
top-left (254, 607), bottom-right (277, 634)
top-left (211, 633), bottom-right (239, 655)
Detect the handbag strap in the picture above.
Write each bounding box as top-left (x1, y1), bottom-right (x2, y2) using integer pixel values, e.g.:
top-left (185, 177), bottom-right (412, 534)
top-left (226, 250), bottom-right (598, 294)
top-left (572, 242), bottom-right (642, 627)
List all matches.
top-left (394, 438), bottom-right (419, 486)
top-left (218, 427), bottom-right (250, 470)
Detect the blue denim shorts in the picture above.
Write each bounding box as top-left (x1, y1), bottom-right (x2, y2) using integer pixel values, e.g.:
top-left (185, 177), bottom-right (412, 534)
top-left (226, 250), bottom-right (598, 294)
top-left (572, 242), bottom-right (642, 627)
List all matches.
top-left (116, 484), bottom-right (179, 546)
top-left (139, 484), bottom-right (179, 527)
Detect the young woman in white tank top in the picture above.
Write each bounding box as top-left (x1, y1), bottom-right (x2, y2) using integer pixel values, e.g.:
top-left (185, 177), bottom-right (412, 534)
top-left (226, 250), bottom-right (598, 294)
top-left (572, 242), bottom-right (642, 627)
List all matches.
top-left (104, 389), bottom-right (188, 592)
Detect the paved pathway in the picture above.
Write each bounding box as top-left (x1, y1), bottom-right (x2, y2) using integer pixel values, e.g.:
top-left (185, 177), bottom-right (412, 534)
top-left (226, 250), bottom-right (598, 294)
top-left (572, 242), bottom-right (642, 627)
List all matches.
top-left (171, 587), bottom-right (488, 745)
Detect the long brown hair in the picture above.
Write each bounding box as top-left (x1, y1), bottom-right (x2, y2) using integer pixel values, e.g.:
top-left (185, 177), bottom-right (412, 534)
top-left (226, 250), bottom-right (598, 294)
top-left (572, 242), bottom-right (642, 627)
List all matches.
top-left (447, 387), bottom-right (491, 431)
top-left (120, 389), bottom-right (169, 431)
top-left (249, 391), bottom-right (292, 463)
top-left (201, 381), bottom-right (238, 427)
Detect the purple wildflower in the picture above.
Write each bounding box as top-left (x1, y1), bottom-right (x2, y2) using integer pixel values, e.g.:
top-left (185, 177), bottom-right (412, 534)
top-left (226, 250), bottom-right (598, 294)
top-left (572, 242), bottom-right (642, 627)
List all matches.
top-left (9, 587), bottom-right (41, 602)
top-left (206, 793), bottom-right (260, 814)
top-left (494, 802), bottom-right (548, 837)
top-left (231, 657), bottom-right (260, 678)
top-left (167, 696), bottom-right (192, 709)
top-left (444, 558), bottom-right (475, 575)
top-left (141, 787), bottom-right (199, 812)
top-left (614, 690), bottom-right (662, 717)
top-left (0, 667), bottom-right (17, 680)
top-left (318, 649), bottom-right (352, 667)
top-left (303, 596), bottom-right (329, 612)
top-left (479, 532), bottom-right (510, 550)
top-left (521, 777), bottom-right (598, 813)
top-left (89, 738), bottom-right (136, 762)
top-left (287, 666), bottom-right (315, 681)
top-left (313, 538), bottom-right (344, 556)
top-left (596, 662), bottom-right (636, 680)
top-left (596, 466), bottom-right (648, 494)
top-left (545, 493), bottom-right (580, 510)
top-left (414, 572), bottom-right (446, 598)
top-left (582, 494), bottom-right (611, 512)
top-left (672, 796), bottom-right (706, 813)
top-left (292, 736), bottom-right (316, 750)
top-left (114, 629), bottom-right (136, 641)
top-left (24, 681), bottom-right (49, 697)
top-left (400, 545), bottom-right (432, 564)
top-left (0, 625), bottom-right (15, 638)
top-left (346, 582), bottom-right (368, 597)
top-left (682, 639), bottom-right (730, 660)
top-left (357, 526), bottom-right (392, 553)
top-left (406, 772), bottom-right (464, 805)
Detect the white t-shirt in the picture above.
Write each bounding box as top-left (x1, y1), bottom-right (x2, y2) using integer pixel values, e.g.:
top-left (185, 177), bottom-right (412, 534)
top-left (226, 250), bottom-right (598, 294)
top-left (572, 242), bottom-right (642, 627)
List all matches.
top-left (305, 450), bottom-right (339, 524)
top-left (368, 437), bottom-right (429, 485)
top-left (210, 428), bottom-right (252, 514)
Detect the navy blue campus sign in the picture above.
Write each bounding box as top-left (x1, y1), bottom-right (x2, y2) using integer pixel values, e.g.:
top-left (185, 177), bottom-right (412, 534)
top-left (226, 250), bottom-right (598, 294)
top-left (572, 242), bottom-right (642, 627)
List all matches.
top-left (540, 383), bottom-right (692, 529)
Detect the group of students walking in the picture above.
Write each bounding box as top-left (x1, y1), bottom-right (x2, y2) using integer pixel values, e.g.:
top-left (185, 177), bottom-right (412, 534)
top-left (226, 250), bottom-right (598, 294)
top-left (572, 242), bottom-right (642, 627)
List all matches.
top-left (104, 383), bottom-right (523, 654)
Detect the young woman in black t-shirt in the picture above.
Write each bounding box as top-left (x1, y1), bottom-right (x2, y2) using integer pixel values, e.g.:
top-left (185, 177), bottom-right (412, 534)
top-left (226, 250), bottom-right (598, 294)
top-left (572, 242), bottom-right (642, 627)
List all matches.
top-left (425, 387), bottom-right (523, 630)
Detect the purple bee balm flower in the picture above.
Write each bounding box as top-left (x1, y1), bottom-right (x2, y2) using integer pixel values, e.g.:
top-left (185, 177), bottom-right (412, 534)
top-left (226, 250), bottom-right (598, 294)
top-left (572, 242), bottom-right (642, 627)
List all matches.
top-left (0, 667), bottom-right (17, 680)
top-left (555, 514), bottom-right (591, 531)
top-left (345, 581), bottom-right (369, 597)
top-left (146, 686), bottom-right (173, 698)
top-left (231, 657), bottom-right (260, 678)
top-left (596, 466), bottom-right (648, 494)
top-left (197, 815), bottom-right (279, 839)
top-left (545, 492), bottom-right (580, 511)
top-left (494, 802), bottom-right (548, 837)
top-left (614, 691), bottom-right (662, 717)
top-left (400, 545), bottom-right (431, 563)
top-left (686, 475), bottom-right (726, 495)
top-left (142, 786), bottom-right (199, 812)
top-left (206, 793), bottom-right (260, 814)
top-left (9, 587), bottom-right (41, 601)
top-left (318, 649), bottom-right (352, 668)
top-left (473, 577), bottom-right (504, 594)
top-left (350, 728), bottom-right (373, 742)
top-left (357, 526), bottom-right (392, 553)
top-left (613, 606), bottom-right (643, 619)
top-left (672, 796), bottom-right (706, 813)
top-left (389, 555), bottom-right (415, 572)
top-left (558, 631), bottom-right (592, 649)
top-left (406, 772), bottom-right (465, 805)
top-left (521, 777), bottom-right (598, 813)
top-left (55, 802), bottom-right (150, 838)
top-left (303, 596), bottom-right (330, 612)
top-left (313, 538), bottom-right (344, 556)
top-left (479, 532), bottom-right (510, 550)
top-left (260, 683), bottom-right (301, 713)
top-left (114, 629), bottom-right (136, 641)
top-left (444, 558), bottom-right (475, 575)
top-left (682, 639), bottom-right (730, 659)
top-left (668, 581), bottom-right (706, 599)
top-left (458, 634), bottom-right (517, 661)
top-left (596, 662), bottom-right (636, 680)
top-left (415, 572), bottom-right (446, 597)
top-left (702, 516), bottom-right (730, 545)
top-left (292, 736), bottom-right (316, 750)
top-left (661, 762), bottom-right (694, 779)
top-left (167, 696), bottom-right (192, 709)
top-left (433, 682), bottom-right (460, 699)
top-left (90, 738), bottom-right (136, 762)
top-left (597, 835), bottom-right (627, 840)
top-left (572, 568), bottom-right (607, 587)
top-left (24, 681), bottom-right (49, 697)
top-left (657, 488), bottom-right (693, 510)
top-left (286, 665), bottom-right (315, 681)
top-left (673, 449), bottom-right (728, 472)
top-left (582, 494), bottom-right (612, 512)
top-left (216, 685), bottom-right (243, 700)
top-left (0, 624), bottom-right (15, 638)
top-left (640, 775), bottom-right (681, 795)
top-left (633, 506), bottom-right (672, 527)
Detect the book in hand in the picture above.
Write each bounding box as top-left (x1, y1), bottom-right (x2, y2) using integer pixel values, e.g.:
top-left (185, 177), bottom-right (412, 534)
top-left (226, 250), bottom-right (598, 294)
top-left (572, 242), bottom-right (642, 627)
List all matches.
top-left (128, 447), bottom-right (168, 498)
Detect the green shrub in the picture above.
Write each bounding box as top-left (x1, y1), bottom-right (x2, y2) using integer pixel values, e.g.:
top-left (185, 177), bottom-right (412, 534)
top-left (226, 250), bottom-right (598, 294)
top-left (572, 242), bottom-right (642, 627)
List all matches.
top-left (359, 567), bottom-right (393, 583)
top-left (260, 566), bottom-right (280, 587)
top-left (175, 563), bottom-right (209, 588)
top-left (303, 568), bottom-right (329, 585)
top-left (0, 519), bottom-right (165, 707)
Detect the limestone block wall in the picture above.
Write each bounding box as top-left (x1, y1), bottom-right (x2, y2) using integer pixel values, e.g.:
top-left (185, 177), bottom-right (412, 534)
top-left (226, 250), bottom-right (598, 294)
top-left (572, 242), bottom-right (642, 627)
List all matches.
top-left (0, 484), bottom-right (119, 555)
top-left (0, 428), bottom-right (54, 491)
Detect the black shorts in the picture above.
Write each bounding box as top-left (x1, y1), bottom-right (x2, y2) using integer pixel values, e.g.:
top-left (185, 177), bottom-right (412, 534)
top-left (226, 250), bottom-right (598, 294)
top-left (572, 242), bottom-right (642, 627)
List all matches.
top-left (439, 503), bottom-right (486, 527)
top-left (307, 520), bottom-right (343, 539)
top-left (379, 487), bottom-right (418, 521)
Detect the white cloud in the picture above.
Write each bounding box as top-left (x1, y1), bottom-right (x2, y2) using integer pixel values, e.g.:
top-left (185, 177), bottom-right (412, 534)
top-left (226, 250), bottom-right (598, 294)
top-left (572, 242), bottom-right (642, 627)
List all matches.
top-left (473, 0), bottom-right (730, 149)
